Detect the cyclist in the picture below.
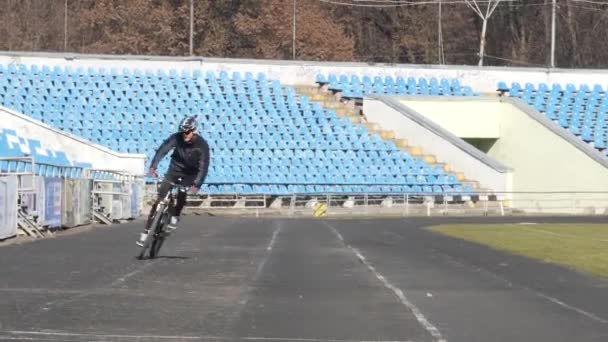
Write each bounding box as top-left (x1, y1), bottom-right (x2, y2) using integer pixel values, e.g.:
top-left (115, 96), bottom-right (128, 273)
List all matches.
top-left (137, 116), bottom-right (210, 246)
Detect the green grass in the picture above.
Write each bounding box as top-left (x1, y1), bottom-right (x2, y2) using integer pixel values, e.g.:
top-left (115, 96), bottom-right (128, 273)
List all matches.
top-left (431, 224), bottom-right (608, 279)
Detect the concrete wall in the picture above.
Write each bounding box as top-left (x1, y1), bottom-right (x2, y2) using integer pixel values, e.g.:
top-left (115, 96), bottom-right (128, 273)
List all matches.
top-left (4, 51), bottom-right (608, 92)
top-left (401, 99), bottom-right (501, 138)
top-left (363, 97), bottom-right (512, 194)
top-left (371, 96), bottom-right (608, 212)
top-left (490, 99), bottom-right (608, 211)
top-left (1, 106), bottom-right (146, 175)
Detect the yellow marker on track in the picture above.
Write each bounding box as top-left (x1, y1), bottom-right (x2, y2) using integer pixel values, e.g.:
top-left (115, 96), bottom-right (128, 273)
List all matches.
top-left (313, 202), bottom-right (327, 218)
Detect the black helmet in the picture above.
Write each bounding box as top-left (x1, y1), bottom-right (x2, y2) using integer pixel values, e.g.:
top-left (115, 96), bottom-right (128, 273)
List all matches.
top-left (178, 116), bottom-right (197, 133)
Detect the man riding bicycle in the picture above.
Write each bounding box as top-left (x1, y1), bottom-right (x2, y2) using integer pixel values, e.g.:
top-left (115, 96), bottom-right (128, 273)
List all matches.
top-left (137, 116), bottom-right (210, 246)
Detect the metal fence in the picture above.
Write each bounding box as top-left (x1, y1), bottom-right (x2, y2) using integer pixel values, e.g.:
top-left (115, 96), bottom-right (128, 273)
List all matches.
top-left (184, 191), bottom-right (608, 217)
top-left (0, 158), bottom-right (144, 239)
top-left (84, 168), bottom-right (144, 222)
top-left (62, 178), bottom-right (93, 227)
top-left (0, 176), bottom-right (18, 239)
top-left (0, 156), bottom-right (83, 178)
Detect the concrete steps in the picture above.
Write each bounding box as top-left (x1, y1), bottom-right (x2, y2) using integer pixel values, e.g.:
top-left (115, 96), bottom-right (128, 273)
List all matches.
top-left (293, 84), bottom-right (484, 191)
top-left (296, 85), bottom-right (363, 124)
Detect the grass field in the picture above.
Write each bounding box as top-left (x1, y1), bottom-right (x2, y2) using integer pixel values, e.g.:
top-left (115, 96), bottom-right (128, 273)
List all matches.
top-left (431, 224), bottom-right (608, 279)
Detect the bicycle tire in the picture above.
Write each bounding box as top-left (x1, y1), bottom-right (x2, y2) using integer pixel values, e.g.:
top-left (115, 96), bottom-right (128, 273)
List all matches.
top-left (137, 203), bottom-right (165, 259)
top-left (149, 212), bottom-right (168, 258)
top-left (149, 235), bottom-right (165, 258)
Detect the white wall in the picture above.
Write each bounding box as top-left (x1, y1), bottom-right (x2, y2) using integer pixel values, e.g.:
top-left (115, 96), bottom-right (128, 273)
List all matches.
top-left (4, 52), bottom-right (608, 93)
top-left (0, 106), bottom-right (146, 175)
top-left (363, 98), bottom-right (512, 194)
top-left (369, 96), bottom-right (608, 212)
top-left (491, 100), bottom-right (608, 195)
top-left (401, 99), bottom-right (501, 138)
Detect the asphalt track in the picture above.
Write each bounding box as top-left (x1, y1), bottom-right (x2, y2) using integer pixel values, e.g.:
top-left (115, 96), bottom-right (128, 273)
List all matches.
top-left (0, 215), bottom-right (607, 342)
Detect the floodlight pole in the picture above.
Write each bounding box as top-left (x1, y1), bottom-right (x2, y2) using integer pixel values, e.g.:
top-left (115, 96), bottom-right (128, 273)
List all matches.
top-left (551, 0), bottom-right (556, 68)
top-left (64, 0), bottom-right (68, 51)
top-left (438, 0), bottom-right (444, 64)
top-left (189, 0), bottom-right (194, 56)
top-left (465, 0), bottom-right (502, 66)
top-left (293, 0), bottom-right (297, 60)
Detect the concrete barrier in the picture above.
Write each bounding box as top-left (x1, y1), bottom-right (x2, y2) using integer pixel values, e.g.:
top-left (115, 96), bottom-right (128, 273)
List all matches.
top-left (0, 175), bottom-right (18, 239)
top-left (62, 178), bottom-right (92, 228)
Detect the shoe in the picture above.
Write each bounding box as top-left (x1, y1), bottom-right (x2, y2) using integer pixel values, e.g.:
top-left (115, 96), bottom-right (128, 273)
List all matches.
top-left (166, 216), bottom-right (179, 232)
top-left (136, 231), bottom-right (148, 247)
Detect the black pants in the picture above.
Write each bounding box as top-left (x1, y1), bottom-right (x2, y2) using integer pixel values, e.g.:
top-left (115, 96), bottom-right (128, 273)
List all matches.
top-left (145, 172), bottom-right (196, 231)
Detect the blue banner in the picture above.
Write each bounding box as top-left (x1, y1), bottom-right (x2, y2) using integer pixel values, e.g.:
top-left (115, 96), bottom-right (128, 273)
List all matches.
top-left (36, 176), bottom-right (47, 225)
top-left (44, 177), bottom-right (63, 229)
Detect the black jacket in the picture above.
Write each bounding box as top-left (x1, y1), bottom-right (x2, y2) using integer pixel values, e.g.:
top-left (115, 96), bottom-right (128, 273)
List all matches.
top-left (150, 133), bottom-right (210, 188)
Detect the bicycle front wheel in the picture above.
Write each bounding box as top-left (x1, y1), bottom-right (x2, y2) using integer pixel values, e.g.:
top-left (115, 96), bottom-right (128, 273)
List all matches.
top-left (138, 204), bottom-right (166, 259)
top-left (149, 234), bottom-right (165, 258)
top-left (149, 210), bottom-right (169, 259)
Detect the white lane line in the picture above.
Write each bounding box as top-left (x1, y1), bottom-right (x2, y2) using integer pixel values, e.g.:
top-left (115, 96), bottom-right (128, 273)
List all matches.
top-left (254, 221), bottom-right (282, 279)
top-left (324, 222), bottom-right (447, 342)
top-left (533, 291), bottom-right (608, 324)
top-left (268, 223), bottom-right (281, 251)
top-left (220, 220), bottom-right (285, 337)
top-left (111, 259), bottom-right (160, 286)
top-left (430, 245), bottom-right (608, 325)
top-left (4, 330), bottom-right (415, 342)
top-left (521, 227), bottom-right (608, 243)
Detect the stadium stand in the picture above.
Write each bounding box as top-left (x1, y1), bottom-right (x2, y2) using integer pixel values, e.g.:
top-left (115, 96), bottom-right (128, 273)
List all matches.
top-left (0, 63), bottom-right (474, 195)
top-left (497, 81), bottom-right (608, 156)
top-left (316, 73), bottom-right (476, 98)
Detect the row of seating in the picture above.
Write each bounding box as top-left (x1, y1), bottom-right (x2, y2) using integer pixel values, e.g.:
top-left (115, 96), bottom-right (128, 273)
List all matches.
top-left (200, 183), bottom-right (469, 195)
top-left (498, 81), bottom-right (608, 154)
top-left (203, 173), bottom-right (458, 185)
top-left (1, 78), bottom-right (286, 95)
top-left (498, 81), bottom-right (607, 97)
top-left (206, 164), bottom-right (447, 175)
top-left (316, 73), bottom-right (475, 98)
top-left (0, 63), bottom-right (268, 83)
top-left (74, 130), bottom-right (373, 142)
top-left (0, 80), bottom-right (316, 102)
top-left (95, 137), bottom-right (392, 148)
top-left (209, 154), bottom-right (428, 164)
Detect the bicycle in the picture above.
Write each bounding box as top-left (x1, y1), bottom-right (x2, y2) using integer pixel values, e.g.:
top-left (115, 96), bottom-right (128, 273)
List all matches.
top-left (137, 177), bottom-right (190, 260)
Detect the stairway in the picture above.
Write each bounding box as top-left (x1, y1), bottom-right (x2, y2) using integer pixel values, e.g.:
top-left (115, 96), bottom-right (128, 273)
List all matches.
top-left (293, 85), bottom-right (485, 193)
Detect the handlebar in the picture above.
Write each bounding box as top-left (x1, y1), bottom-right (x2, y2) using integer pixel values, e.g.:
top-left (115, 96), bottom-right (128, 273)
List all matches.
top-left (149, 176), bottom-right (192, 190)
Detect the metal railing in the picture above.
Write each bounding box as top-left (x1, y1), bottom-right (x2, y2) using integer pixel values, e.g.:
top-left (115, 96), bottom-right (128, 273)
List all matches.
top-left (85, 168), bottom-right (144, 223)
top-left (184, 191), bottom-right (608, 217)
top-left (0, 156), bottom-right (83, 178)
